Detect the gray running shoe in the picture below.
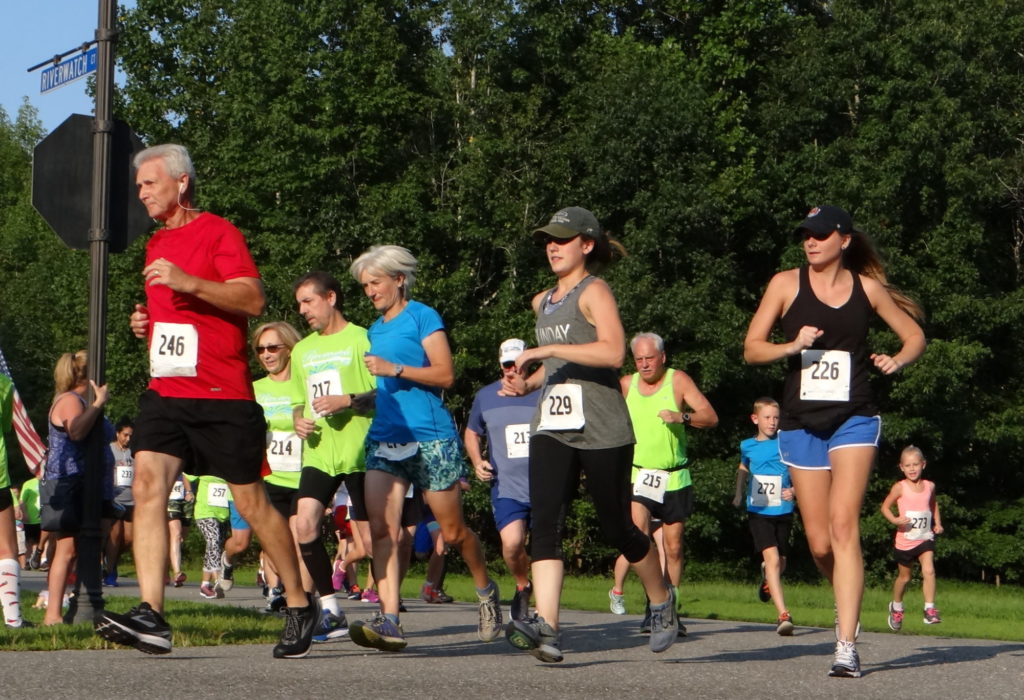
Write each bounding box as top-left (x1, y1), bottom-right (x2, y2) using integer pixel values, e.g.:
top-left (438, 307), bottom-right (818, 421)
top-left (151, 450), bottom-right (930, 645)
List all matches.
top-left (478, 580), bottom-right (502, 642)
top-left (647, 587), bottom-right (679, 653)
top-left (887, 602), bottom-right (904, 631)
top-left (505, 614), bottom-right (562, 663)
top-left (349, 613), bottom-right (407, 652)
top-left (511, 582), bottom-right (532, 622)
top-left (608, 589), bottom-right (626, 615)
top-left (828, 640), bottom-right (861, 678)
top-left (923, 607), bottom-right (942, 625)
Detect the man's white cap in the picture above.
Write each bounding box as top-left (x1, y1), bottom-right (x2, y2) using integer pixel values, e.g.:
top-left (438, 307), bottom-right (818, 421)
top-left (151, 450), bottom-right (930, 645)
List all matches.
top-left (499, 338), bottom-right (526, 365)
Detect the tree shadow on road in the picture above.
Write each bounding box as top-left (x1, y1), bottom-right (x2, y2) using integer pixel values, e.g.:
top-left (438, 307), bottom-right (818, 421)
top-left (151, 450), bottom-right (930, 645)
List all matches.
top-left (323, 612), bottom-right (1024, 678)
top-left (868, 642), bottom-right (1024, 675)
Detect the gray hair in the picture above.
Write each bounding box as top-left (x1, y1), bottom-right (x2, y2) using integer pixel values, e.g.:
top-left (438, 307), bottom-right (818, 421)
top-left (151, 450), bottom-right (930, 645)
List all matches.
top-left (133, 143), bottom-right (197, 184)
top-left (630, 332), bottom-right (665, 354)
top-left (350, 245), bottom-right (418, 293)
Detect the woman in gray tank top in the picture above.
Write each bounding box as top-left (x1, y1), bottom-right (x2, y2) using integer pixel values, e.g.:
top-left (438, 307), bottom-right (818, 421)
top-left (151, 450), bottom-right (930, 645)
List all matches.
top-left (501, 206), bottom-right (679, 662)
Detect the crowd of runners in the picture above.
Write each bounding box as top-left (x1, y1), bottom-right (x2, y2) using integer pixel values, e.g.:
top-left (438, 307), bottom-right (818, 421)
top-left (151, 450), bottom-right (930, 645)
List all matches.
top-left (0, 144), bottom-right (940, 679)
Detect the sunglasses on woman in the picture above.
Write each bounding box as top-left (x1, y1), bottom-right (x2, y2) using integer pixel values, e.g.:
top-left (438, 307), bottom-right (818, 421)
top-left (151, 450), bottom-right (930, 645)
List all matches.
top-left (256, 344), bottom-right (285, 354)
top-left (800, 229), bottom-right (837, 241)
top-left (539, 233), bottom-right (580, 246)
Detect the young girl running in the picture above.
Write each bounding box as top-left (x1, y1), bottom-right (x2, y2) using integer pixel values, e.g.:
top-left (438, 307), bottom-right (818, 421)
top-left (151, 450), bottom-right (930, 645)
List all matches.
top-left (880, 445), bottom-right (943, 630)
top-left (503, 207), bottom-right (678, 662)
top-left (744, 205), bottom-right (925, 677)
top-left (194, 474), bottom-right (230, 599)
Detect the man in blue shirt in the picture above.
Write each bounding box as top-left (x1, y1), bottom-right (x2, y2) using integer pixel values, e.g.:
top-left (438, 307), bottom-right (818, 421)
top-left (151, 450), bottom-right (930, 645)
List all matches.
top-left (465, 339), bottom-right (539, 621)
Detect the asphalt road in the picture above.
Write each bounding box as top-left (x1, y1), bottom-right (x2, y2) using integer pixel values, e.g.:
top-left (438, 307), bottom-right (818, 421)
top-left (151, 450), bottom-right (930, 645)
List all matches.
top-left (10, 571), bottom-right (1023, 699)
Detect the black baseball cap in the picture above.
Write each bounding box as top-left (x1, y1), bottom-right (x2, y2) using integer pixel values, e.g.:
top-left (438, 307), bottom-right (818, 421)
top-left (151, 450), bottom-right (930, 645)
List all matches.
top-left (795, 205), bottom-right (856, 238)
top-left (533, 206), bottom-right (603, 241)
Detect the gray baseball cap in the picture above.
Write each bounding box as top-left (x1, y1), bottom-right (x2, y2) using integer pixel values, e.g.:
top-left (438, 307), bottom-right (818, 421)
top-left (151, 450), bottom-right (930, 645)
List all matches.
top-left (533, 206), bottom-right (602, 240)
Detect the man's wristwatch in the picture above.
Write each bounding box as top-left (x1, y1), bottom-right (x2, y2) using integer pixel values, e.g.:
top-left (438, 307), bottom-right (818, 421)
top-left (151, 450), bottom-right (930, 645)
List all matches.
top-left (394, 364), bottom-right (405, 378)
top-left (681, 412), bottom-right (692, 425)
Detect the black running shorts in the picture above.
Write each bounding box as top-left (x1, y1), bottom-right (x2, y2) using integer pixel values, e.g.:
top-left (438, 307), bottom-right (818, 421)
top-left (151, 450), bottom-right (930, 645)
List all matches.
top-left (132, 390), bottom-right (267, 485)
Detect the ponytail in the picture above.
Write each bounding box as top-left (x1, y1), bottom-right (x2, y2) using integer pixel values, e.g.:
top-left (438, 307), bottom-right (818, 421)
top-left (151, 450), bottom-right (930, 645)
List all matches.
top-left (844, 231), bottom-right (924, 322)
top-left (584, 231), bottom-right (627, 274)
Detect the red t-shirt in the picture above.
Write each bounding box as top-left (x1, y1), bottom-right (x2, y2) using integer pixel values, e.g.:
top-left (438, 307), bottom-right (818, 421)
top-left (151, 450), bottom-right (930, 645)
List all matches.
top-left (144, 212), bottom-right (259, 400)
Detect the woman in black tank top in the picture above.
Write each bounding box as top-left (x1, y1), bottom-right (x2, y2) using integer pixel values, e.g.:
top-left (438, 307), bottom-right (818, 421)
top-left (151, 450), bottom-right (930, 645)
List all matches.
top-left (744, 205), bottom-right (925, 677)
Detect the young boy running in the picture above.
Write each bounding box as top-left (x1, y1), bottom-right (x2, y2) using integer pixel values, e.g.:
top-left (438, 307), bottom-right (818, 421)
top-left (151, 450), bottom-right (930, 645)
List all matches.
top-left (733, 397), bottom-right (796, 635)
top-left (880, 445), bottom-right (943, 630)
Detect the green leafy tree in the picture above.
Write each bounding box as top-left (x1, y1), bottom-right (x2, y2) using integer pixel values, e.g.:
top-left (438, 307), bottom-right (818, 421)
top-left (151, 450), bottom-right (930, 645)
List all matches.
top-left (2, 0), bottom-right (1022, 580)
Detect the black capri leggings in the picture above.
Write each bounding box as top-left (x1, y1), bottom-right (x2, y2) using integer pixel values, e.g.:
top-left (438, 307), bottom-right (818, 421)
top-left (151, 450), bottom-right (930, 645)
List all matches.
top-left (528, 434), bottom-right (650, 563)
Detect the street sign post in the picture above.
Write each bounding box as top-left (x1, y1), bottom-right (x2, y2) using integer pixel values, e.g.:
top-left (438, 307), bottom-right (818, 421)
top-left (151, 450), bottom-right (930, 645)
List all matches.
top-left (39, 46), bottom-right (98, 94)
top-left (29, 0), bottom-right (136, 623)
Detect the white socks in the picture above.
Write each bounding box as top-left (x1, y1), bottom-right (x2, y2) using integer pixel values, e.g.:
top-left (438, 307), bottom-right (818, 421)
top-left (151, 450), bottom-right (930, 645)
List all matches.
top-left (0, 558), bottom-right (22, 627)
top-left (322, 592), bottom-right (342, 615)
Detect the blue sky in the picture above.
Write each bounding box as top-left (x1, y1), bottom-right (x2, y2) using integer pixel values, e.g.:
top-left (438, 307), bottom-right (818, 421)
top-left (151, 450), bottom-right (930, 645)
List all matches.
top-left (0, 1), bottom-right (136, 134)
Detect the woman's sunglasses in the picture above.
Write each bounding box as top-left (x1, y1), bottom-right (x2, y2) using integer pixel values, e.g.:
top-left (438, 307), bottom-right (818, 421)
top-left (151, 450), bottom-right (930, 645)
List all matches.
top-left (256, 344), bottom-right (285, 354)
top-left (539, 233), bottom-right (579, 246)
top-left (800, 229), bottom-right (836, 241)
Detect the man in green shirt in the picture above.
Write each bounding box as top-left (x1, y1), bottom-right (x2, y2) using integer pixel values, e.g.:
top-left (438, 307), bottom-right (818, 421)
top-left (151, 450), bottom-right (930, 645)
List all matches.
top-left (616, 332), bottom-right (717, 631)
top-left (290, 271), bottom-right (376, 642)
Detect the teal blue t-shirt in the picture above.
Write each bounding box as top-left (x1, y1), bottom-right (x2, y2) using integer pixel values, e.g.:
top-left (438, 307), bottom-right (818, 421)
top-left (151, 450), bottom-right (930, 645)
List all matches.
top-left (740, 437), bottom-right (794, 516)
top-left (367, 301), bottom-right (457, 443)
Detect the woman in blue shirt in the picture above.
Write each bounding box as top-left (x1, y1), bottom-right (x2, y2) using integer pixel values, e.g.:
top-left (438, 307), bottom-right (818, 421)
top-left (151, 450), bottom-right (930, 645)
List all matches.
top-left (347, 245), bottom-right (500, 652)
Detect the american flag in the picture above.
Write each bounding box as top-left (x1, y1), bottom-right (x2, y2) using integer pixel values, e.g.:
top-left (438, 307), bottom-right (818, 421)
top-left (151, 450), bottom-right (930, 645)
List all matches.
top-left (0, 345), bottom-right (47, 476)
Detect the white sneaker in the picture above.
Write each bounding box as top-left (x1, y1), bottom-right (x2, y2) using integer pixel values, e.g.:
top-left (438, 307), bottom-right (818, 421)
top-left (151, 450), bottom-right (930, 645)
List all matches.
top-left (608, 589), bottom-right (626, 615)
top-left (828, 640), bottom-right (861, 678)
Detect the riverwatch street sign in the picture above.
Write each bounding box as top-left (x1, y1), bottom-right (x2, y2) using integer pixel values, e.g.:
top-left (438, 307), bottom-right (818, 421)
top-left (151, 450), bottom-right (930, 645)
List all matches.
top-left (39, 47), bottom-right (98, 94)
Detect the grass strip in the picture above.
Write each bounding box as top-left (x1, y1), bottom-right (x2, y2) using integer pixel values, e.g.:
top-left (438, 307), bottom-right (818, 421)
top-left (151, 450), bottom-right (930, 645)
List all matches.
top-left (3, 595), bottom-right (281, 651)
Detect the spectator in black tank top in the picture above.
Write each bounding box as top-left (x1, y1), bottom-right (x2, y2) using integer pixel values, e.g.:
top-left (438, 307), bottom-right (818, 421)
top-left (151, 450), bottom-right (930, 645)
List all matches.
top-left (743, 205), bottom-right (925, 679)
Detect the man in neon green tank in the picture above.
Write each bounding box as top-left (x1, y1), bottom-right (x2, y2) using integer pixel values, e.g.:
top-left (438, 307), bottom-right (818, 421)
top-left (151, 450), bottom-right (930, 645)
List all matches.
top-left (614, 332), bottom-right (717, 625)
top-left (290, 271), bottom-right (376, 643)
